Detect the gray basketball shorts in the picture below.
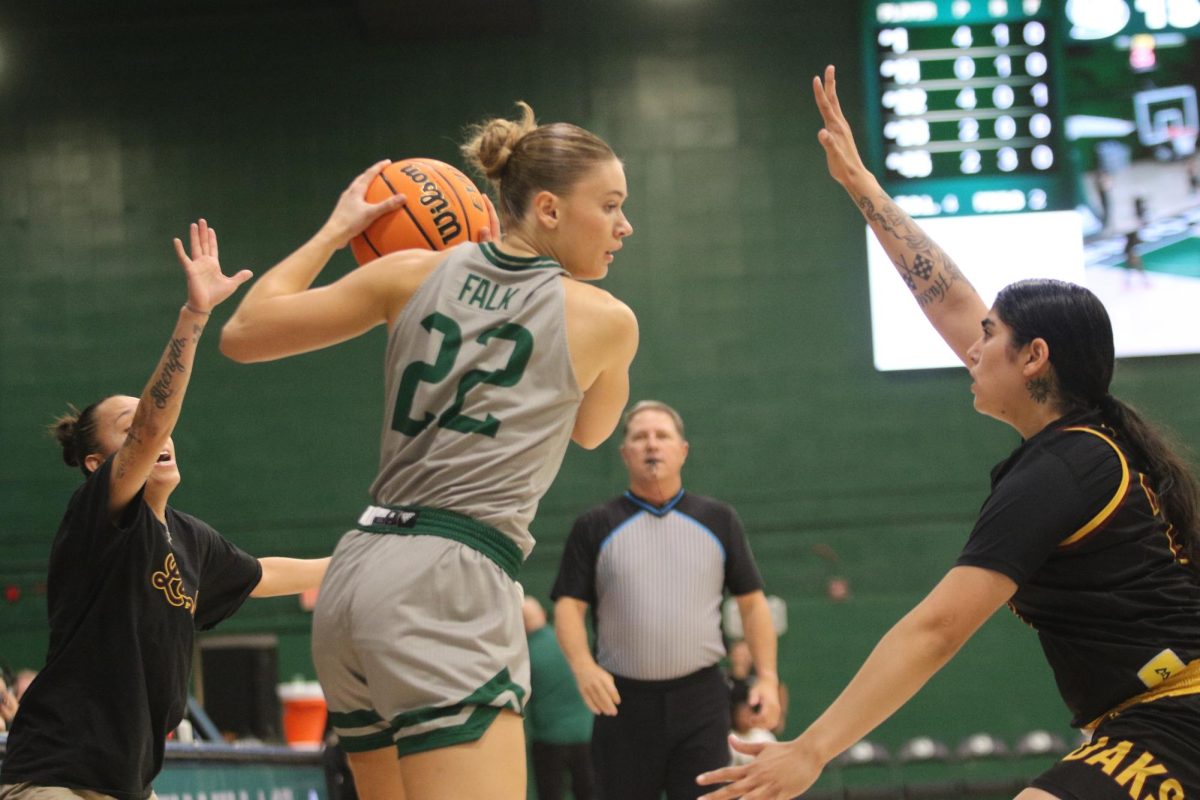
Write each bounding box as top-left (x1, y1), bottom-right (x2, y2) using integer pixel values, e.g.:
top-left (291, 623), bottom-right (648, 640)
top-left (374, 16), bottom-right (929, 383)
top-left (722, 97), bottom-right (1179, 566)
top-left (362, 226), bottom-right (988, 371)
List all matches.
top-left (312, 505), bottom-right (529, 756)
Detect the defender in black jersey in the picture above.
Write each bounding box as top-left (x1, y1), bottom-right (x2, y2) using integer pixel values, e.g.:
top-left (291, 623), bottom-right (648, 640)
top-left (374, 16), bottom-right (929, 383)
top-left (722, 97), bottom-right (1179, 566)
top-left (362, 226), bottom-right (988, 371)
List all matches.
top-left (0, 223), bottom-right (328, 800)
top-left (697, 66), bottom-right (1200, 800)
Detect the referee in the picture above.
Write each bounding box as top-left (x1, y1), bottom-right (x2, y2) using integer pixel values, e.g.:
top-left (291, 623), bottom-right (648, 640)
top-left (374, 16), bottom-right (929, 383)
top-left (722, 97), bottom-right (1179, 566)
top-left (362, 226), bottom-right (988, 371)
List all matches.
top-left (551, 400), bottom-right (780, 800)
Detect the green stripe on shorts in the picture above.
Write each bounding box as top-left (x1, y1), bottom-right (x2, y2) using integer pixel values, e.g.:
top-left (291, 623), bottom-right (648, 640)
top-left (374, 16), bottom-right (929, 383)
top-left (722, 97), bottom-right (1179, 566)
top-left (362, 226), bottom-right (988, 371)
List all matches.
top-left (329, 708), bottom-right (385, 728)
top-left (359, 505), bottom-right (522, 579)
top-left (337, 727), bottom-right (398, 753)
top-left (330, 707), bottom-right (395, 753)
top-left (391, 668), bottom-right (527, 755)
top-left (396, 705), bottom-right (502, 756)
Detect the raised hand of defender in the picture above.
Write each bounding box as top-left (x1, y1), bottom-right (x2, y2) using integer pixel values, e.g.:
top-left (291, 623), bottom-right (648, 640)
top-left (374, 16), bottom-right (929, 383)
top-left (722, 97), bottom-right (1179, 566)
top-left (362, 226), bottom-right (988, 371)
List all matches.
top-left (322, 159), bottom-right (409, 248)
top-left (813, 65), bottom-right (870, 190)
top-left (174, 219), bottom-right (253, 313)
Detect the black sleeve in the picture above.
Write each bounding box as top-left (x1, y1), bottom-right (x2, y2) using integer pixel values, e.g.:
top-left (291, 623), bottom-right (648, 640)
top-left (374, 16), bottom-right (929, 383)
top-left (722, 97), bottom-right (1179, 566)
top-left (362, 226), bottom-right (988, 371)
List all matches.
top-left (48, 459), bottom-right (151, 621)
top-left (956, 445), bottom-right (1114, 584)
top-left (63, 458), bottom-right (148, 555)
top-left (191, 521), bottom-right (263, 631)
top-left (550, 510), bottom-right (604, 605)
top-left (721, 506), bottom-right (765, 596)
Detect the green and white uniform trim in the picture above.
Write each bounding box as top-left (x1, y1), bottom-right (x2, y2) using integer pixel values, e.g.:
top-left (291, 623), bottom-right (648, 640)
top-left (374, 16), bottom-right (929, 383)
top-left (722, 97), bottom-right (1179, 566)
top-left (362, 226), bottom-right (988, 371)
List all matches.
top-left (356, 504), bottom-right (522, 580)
top-left (478, 241), bottom-right (561, 271)
top-left (330, 668), bottom-right (526, 755)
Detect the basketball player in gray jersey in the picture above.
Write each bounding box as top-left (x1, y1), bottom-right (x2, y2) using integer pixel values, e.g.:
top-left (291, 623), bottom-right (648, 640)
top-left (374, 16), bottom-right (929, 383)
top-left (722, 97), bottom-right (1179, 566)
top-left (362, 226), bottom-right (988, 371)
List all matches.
top-left (221, 102), bottom-right (637, 800)
top-left (369, 240), bottom-right (581, 559)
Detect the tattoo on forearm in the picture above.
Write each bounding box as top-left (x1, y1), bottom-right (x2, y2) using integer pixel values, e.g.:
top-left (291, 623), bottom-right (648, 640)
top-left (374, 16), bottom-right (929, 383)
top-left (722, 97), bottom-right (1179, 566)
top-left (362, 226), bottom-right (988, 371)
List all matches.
top-left (150, 337), bottom-right (189, 408)
top-left (1027, 376), bottom-right (1052, 404)
top-left (857, 194), bottom-right (972, 307)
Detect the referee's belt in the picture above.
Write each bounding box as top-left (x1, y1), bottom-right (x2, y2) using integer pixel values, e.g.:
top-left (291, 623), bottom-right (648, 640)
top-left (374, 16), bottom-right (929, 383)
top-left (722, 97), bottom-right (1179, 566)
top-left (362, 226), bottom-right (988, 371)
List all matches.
top-left (1086, 657), bottom-right (1200, 730)
top-left (356, 504), bottom-right (522, 580)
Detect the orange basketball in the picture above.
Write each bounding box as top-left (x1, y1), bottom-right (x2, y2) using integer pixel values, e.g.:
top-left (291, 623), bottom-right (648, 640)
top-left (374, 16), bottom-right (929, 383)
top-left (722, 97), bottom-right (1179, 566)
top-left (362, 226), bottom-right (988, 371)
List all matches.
top-left (351, 158), bottom-right (491, 265)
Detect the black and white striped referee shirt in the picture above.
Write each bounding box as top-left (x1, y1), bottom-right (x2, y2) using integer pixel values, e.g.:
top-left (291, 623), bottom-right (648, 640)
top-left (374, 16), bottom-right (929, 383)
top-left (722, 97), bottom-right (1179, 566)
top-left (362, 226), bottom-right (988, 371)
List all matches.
top-left (551, 489), bottom-right (764, 681)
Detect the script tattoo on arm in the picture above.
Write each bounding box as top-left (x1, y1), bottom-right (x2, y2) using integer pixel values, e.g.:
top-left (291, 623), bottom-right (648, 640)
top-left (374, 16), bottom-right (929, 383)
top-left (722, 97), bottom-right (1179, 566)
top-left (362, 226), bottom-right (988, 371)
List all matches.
top-left (113, 428), bottom-right (144, 479)
top-left (150, 336), bottom-right (191, 409)
top-left (856, 193), bottom-right (973, 308)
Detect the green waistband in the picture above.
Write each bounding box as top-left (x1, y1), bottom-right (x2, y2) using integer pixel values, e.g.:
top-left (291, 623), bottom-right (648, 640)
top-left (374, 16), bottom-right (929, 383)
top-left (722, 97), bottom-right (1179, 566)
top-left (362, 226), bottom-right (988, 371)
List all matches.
top-left (358, 505), bottom-right (521, 580)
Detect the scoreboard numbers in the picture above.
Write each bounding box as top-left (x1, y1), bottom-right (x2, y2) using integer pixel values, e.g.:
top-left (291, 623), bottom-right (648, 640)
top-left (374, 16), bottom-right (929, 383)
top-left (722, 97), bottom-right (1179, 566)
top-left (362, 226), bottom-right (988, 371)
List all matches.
top-left (865, 0), bottom-right (1071, 217)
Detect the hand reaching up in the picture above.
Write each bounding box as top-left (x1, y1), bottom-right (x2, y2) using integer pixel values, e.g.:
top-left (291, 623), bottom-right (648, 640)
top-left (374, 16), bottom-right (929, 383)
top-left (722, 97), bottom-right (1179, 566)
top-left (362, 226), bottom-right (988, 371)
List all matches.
top-left (813, 65), bottom-right (872, 190)
top-left (174, 219), bottom-right (253, 313)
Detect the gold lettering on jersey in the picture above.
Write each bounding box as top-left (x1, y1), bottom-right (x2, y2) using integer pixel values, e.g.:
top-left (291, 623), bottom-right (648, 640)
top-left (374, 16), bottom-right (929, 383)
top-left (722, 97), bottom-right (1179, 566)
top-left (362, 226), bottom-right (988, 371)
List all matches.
top-left (1060, 737), bottom-right (1184, 799)
top-left (1085, 739), bottom-right (1133, 774)
top-left (1137, 649), bottom-right (1187, 689)
top-left (1063, 736), bottom-right (1110, 761)
top-left (457, 273), bottom-right (519, 311)
top-left (151, 552), bottom-right (195, 613)
top-left (1159, 779), bottom-right (1185, 799)
top-left (1116, 751), bottom-right (1170, 798)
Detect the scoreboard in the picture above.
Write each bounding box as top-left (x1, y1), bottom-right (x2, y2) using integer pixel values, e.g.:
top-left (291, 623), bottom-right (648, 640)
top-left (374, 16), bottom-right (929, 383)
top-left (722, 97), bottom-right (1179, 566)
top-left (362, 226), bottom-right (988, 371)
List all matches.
top-left (860, 0), bottom-right (1200, 372)
top-left (863, 0), bottom-right (1074, 217)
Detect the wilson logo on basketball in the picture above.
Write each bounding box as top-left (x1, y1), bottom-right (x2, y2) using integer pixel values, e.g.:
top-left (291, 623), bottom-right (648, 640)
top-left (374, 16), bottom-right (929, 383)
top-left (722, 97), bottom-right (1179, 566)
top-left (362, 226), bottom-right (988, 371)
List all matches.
top-left (398, 163), bottom-right (464, 245)
top-left (350, 157), bottom-right (492, 265)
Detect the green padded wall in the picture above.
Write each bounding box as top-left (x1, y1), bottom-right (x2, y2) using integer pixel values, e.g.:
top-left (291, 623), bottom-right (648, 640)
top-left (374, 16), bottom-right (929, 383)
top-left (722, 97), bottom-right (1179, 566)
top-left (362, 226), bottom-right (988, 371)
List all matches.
top-left (3, 2), bottom-right (1199, 757)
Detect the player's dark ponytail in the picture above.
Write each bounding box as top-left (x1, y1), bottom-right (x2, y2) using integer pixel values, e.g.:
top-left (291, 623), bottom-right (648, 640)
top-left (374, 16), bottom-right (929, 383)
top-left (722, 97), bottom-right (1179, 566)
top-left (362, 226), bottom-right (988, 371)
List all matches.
top-left (996, 280), bottom-right (1200, 572)
top-left (1096, 394), bottom-right (1199, 569)
top-left (49, 397), bottom-right (111, 476)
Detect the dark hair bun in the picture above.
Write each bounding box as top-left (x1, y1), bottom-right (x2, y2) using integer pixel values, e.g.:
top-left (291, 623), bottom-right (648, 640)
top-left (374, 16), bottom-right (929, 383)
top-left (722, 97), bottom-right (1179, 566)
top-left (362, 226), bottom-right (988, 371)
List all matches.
top-left (49, 410), bottom-right (81, 468)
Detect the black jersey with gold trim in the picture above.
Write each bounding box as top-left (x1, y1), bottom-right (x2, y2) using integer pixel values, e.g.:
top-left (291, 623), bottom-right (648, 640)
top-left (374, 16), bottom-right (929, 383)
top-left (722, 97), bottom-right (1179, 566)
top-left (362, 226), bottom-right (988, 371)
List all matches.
top-left (956, 410), bottom-right (1200, 728)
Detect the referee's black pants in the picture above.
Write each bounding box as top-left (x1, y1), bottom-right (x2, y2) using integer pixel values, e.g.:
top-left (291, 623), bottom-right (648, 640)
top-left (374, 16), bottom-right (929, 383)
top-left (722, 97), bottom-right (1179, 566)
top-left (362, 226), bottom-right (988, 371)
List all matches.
top-left (591, 664), bottom-right (731, 800)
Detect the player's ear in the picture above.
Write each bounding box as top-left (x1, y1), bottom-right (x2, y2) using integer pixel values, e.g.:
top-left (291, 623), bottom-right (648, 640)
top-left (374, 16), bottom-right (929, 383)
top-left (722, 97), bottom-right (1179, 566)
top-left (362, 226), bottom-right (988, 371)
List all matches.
top-left (1022, 337), bottom-right (1051, 375)
top-left (531, 190), bottom-right (560, 229)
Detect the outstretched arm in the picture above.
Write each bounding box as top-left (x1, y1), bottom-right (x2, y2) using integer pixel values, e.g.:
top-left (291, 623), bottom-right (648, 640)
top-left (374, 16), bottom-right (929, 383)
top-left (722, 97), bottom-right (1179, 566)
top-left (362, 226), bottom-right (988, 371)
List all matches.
top-left (696, 566), bottom-right (1015, 800)
top-left (220, 160), bottom-right (440, 363)
top-left (108, 221), bottom-right (252, 517)
top-left (251, 556), bottom-right (330, 597)
top-left (813, 65), bottom-right (987, 366)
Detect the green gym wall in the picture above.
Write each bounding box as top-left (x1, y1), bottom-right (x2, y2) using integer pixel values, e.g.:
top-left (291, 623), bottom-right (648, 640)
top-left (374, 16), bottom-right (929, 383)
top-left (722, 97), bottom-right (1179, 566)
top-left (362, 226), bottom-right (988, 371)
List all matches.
top-left (3, 1), bottom-right (1199, 763)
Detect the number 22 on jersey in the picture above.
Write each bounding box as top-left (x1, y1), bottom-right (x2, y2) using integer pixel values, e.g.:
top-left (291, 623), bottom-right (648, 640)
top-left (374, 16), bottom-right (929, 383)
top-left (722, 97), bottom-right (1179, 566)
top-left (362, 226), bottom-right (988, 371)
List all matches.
top-left (392, 311), bottom-right (533, 439)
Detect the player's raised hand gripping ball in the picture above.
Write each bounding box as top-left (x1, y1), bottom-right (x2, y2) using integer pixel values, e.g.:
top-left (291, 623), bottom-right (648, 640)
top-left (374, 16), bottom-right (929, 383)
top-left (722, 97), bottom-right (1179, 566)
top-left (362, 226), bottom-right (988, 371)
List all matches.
top-left (350, 158), bottom-right (494, 265)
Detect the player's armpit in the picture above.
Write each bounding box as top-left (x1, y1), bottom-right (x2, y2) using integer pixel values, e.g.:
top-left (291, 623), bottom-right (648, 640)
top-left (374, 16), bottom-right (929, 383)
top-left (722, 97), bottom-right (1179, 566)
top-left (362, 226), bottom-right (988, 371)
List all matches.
top-left (569, 296), bottom-right (638, 449)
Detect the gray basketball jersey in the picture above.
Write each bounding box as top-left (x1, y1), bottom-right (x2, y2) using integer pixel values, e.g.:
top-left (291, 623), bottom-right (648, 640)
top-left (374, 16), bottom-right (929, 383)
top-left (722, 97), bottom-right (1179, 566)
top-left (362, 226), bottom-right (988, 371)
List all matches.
top-left (369, 242), bottom-right (582, 558)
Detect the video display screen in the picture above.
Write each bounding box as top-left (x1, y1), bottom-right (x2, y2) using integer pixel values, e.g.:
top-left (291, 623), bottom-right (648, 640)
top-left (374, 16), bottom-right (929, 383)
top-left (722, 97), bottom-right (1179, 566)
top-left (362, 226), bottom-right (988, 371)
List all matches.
top-left (863, 0), bottom-right (1200, 370)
